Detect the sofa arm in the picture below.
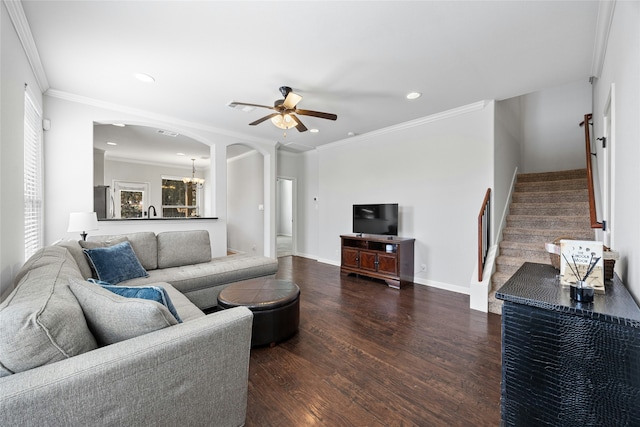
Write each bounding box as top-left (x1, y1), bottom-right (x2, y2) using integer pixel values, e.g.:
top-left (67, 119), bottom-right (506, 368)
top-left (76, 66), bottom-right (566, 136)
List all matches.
top-left (0, 307), bottom-right (253, 427)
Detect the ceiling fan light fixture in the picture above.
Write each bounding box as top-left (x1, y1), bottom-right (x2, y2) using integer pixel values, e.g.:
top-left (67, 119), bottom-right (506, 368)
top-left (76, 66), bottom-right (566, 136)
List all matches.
top-left (271, 113), bottom-right (297, 130)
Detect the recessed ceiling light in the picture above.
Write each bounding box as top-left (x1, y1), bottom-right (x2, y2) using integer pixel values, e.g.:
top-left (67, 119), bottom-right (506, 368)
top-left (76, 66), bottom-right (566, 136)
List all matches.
top-left (106, 141), bottom-right (117, 146)
top-left (347, 131), bottom-right (356, 137)
top-left (176, 152), bottom-right (185, 156)
top-left (406, 92), bottom-right (422, 100)
top-left (157, 129), bottom-right (179, 137)
top-left (112, 123), bottom-right (126, 127)
top-left (134, 73), bottom-right (155, 83)
top-left (310, 129), bottom-right (319, 133)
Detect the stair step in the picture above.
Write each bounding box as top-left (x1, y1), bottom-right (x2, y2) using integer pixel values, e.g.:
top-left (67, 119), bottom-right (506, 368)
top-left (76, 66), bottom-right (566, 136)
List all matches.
top-left (516, 168), bottom-right (587, 183)
top-left (495, 255), bottom-right (551, 274)
top-left (499, 241), bottom-right (550, 259)
top-left (509, 202), bottom-right (589, 216)
top-left (506, 215), bottom-right (591, 230)
top-left (491, 271), bottom-right (515, 290)
top-left (515, 178), bottom-right (587, 193)
top-left (502, 228), bottom-right (595, 244)
top-left (488, 298), bottom-right (503, 315)
top-left (512, 189), bottom-right (589, 204)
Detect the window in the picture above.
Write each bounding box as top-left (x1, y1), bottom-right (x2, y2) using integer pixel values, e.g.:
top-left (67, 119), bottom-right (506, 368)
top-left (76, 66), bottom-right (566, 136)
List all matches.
top-left (113, 181), bottom-right (149, 219)
top-left (24, 85), bottom-right (43, 259)
top-left (162, 177), bottom-right (202, 218)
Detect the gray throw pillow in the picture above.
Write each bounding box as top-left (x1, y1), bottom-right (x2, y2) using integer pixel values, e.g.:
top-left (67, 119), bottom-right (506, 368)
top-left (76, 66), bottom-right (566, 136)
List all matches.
top-left (0, 247), bottom-right (98, 377)
top-left (68, 278), bottom-right (178, 346)
top-left (97, 282), bottom-right (182, 323)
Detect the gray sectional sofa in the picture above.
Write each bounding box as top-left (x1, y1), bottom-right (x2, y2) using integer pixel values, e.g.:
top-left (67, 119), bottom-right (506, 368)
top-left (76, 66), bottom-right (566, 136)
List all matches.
top-left (0, 230), bottom-right (279, 426)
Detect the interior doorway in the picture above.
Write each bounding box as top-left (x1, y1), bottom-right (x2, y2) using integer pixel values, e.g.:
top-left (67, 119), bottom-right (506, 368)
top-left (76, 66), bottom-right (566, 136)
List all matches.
top-left (276, 177), bottom-right (294, 257)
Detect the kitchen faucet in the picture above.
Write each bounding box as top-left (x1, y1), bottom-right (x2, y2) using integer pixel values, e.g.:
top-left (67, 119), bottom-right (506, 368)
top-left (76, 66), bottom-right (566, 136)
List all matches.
top-left (147, 205), bottom-right (157, 218)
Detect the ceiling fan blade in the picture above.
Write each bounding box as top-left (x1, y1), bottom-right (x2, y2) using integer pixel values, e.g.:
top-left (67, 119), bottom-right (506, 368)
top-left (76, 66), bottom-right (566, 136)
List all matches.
top-left (249, 113), bottom-right (280, 126)
top-left (291, 114), bottom-right (308, 132)
top-left (295, 109), bottom-right (337, 121)
top-left (229, 101), bottom-right (276, 110)
top-left (283, 92), bottom-right (303, 109)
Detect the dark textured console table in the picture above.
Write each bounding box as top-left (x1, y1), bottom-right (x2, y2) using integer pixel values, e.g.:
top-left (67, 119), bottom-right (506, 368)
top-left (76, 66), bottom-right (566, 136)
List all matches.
top-left (496, 262), bottom-right (640, 427)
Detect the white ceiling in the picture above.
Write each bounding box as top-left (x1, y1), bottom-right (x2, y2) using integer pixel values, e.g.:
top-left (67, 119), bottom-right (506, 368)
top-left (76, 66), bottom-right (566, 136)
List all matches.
top-left (21, 1), bottom-right (602, 160)
top-left (93, 123), bottom-right (212, 168)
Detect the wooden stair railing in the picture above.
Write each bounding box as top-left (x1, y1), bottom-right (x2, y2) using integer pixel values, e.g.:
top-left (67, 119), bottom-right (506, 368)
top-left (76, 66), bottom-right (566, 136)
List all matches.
top-left (477, 188), bottom-right (491, 281)
top-left (579, 113), bottom-right (603, 229)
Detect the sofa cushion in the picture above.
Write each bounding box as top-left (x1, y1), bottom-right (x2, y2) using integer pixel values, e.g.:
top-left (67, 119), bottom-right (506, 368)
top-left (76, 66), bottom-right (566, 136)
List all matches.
top-left (54, 239), bottom-right (94, 279)
top-left (0, 247), bottom-right (97, 377)
top-left (157, 230), bottom-right (211, 268)
top-left (156, 282), bottom-right (206, 322)
top-left (100, 283), bottom-right (182, 323)
top-left (87, 232), bottom-right (158, 270)
top-left (68, 278), bottom-right (178, 346)
top-left (79, 236), bottom-right (128, 250)
top-left (120, 253), bottom-right (279, 310)
top-left (83, 241), bottom-right (149, 285)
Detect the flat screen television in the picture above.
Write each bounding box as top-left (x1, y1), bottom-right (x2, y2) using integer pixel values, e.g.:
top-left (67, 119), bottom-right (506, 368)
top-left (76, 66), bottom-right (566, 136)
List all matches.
top-left (353, 203), bottom-right (399, 236)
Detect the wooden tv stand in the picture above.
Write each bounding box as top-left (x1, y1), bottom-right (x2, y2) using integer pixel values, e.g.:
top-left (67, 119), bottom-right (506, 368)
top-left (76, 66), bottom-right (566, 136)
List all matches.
top-left (340, 234), bottom-right (415, 289)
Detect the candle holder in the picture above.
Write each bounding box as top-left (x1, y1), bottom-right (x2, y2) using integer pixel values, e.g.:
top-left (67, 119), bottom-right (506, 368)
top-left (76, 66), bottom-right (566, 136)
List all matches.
top-left (570, 280), bottom-right (594, 303)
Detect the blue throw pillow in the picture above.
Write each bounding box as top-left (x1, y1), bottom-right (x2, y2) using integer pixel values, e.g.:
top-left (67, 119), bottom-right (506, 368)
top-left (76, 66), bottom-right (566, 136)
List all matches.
top-left (83, 241), bottom-right (148, 285)
top-left (99, 284), bottom-right (182, 323)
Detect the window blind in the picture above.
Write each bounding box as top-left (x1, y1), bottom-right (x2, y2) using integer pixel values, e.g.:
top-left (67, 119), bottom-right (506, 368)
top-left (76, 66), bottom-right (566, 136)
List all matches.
top-left (24, 85), bottom-right (43, 259)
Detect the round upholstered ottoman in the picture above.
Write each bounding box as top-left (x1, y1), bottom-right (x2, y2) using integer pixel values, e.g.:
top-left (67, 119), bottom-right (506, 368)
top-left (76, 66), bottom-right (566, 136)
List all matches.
top-left (217, 277), bottom-right (300, 347)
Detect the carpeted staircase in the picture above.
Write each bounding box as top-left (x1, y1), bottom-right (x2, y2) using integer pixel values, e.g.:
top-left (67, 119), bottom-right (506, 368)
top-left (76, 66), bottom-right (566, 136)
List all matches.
top-left (488, 169), bottom-right (595, 314)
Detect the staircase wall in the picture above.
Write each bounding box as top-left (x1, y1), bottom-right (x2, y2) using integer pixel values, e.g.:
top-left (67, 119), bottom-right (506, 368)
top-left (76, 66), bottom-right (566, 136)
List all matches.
top-left (520, 80), bottom-right (591, 173)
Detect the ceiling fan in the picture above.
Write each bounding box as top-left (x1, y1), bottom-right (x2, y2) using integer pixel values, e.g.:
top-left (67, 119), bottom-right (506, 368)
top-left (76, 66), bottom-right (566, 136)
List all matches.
top-left (229, 86), bottom-right (337, 132)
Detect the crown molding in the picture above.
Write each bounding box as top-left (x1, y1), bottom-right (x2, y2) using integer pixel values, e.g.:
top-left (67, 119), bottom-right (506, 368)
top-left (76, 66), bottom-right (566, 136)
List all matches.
top-left (316, 100), bottom-right (490, 152)
top-left (4, 0), bottom-right (49, 92)
top-left (591, 0), bottom-right (616, 79)
top-left (45, 88), bottom-right (274, 145)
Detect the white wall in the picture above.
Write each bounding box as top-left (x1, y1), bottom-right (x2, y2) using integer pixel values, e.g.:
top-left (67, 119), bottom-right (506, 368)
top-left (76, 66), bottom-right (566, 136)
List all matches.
top-left (0, 2), bottom-right (44, 300)
top-left (521, 80), bottom-right (592, 173)
top-left (316, 102), bottom-right (494, 292)
top-left (42, 95), bottom-right (276, 259)
top-left (227, 149), bottom-right (264, 255)
top-left (593, 1), bottom-right (640, 302)
top-left (494, 96), bottom-right (523, 240)
top-left (93, 148), bottom-right (105, 185)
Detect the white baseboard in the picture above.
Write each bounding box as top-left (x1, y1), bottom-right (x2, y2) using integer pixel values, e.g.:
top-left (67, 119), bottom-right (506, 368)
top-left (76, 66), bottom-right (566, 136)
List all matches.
top-left (413, 277), bottom-right (470, 295)
top-left (316, 257), bottom-right (340, 267)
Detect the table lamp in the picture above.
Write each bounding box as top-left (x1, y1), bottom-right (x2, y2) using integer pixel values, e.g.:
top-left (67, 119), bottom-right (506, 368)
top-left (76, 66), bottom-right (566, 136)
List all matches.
top-left (67, 212), bottom-right (99, 241)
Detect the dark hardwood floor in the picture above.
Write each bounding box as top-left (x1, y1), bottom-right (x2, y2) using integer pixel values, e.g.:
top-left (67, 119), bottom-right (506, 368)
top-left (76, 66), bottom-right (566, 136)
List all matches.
top-left (245, 256), bottom-right (503, 426)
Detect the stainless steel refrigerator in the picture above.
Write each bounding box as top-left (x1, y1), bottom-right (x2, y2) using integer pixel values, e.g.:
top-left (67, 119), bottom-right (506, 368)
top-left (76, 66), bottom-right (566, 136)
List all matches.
top-left (93, 185), bottom-right (112, 219)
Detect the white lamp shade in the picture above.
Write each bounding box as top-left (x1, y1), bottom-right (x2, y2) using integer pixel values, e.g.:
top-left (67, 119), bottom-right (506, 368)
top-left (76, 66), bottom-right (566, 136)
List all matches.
top-left (67, 212), bottom-right (99, 233)
top-left (271, 114), bottom-right (297, 130)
